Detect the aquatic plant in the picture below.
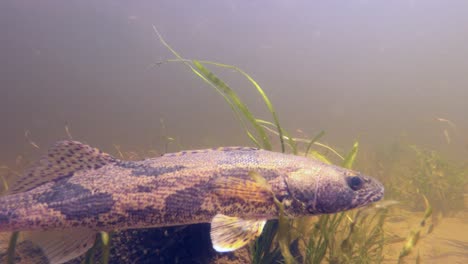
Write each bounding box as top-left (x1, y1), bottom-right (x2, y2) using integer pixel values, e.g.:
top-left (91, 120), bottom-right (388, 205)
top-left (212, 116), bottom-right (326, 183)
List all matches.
top-left (80, 232), bottom-right (111, 264)
top-left (397, 195), bottom-right (433, 263)
top-left (6, 232), bottom-right (19, 264)
top-left (303, 207), bottom-right (387, 264)
top-left (409, 146), bottom-right (466, 215)
top-left (370, 142), bottom-right (467, 216)
top-left (151, 27), bottom-right (390, 264)
top-left (152, 26), bottom-right (281, 152)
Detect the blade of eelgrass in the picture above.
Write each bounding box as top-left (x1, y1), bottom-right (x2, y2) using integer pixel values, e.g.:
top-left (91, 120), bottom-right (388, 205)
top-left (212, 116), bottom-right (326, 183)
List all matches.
top-left (398, 195), bottom-right (432, 261)
top-left (192, 60), bottom-right (272, 150)
top-left (154, 56), bottom-right (345, 158)
top-left (305, 230), bottom-right (327, 264)
top-left (152, 26), bottom-right (263, 149)
top-left (240, 69), bottom-right (285, 153)
top-left (83, 242), bottom-right (96, 264)
top-left (305, 213), bottom-right (346, 264)
top-left (259, 122), bottom-right (343, 161)
top-left (277, 218), bottom-right (296, 264)
top-left (278, 128), bottom-right (297, 155)
top-left (156, 59), bottom-right (286, 152)
top-left (257, 119), bottom-right (297, 154)
top-left (342, 142), bottom-right (359, 169)
top-left (274, 192), bottom-right (296, 264)
top-left (252, 221), bottom-right (281, 264)
top-left (100, 231), bottom-right (111, 264)
top-left (194, 61), bottom-right (285, 152)
top-left (0, 174), bottom-right (8, 193)
top-left (7, 231), bottom-right (19, 264)
top-left (150, 33), bottom-right (343, 159)
top-left (305, 131), bottom-right (325, 158)
top-left (308, 150), bottom-right (332, 164)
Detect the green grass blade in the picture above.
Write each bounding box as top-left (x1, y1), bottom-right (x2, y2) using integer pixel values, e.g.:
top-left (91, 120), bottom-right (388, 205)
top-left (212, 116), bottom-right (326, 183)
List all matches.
top-left (0, 174), bottom-right (8, 193)
top-left (308, 150), bottom-right (332, 164)
top-left (152, 26), bottom-right (264, 148)
top-left (234, 67), bottom-right (285, 152)
top-left (255, 120), bottom-right (344, 160)
top-left (305, 131), bottom-right (325, 158)
top-left (182, 60), bottom-right (286, 152)
top-left (154, 58), bottom-right (285, 152)
top-left (100, 231), bottom-right (111, 264)
top-left (7, 231), bottom-right (19, 264)
top-left (152, 26), bottom-right (185, 63)
top-left (311, 142), bottom-right (344, 161)
top-left (343, 142), bottom-right (359, 169)
top-left (276, 203), bottom-right (296, 264)
top-left (257, 120), bottom-right (298, 153)
top-left (193, 60), bottom-right (272, 150)
top-left (252, 221), bottom-right (279, 264)
top-left (279, 128), bottom-right (298, 155)
top-left (82, 245), bottom-right (95, 264)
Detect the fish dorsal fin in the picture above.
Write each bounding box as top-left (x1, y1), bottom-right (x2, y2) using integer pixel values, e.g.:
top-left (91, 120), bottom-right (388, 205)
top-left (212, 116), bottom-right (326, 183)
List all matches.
top-left (210, 214), bottom-right (266, 252)
top-left (8, 228), bottom-right (97, 264)
top-left (11, 140), bottom-right (116, 193)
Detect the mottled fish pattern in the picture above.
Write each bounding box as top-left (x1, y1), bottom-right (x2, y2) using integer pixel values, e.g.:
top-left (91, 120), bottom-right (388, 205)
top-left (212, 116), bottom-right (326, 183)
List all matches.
top-left (0, 141), bottom-right (384, 263)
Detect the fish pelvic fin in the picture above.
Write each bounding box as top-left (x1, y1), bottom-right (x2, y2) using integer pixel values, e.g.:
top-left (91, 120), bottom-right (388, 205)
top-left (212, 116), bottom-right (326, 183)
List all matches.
top-left (10, 140), bottom-right (117, 194)
top-left (210, 214), bottom-right (266, 252)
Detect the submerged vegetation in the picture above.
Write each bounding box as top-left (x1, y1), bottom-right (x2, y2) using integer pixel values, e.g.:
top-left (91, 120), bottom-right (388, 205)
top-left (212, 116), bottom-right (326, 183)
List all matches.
top-left (374, 144), bottom-right (467, 216)
top-left (0, 27), bottom-right (466, 263)
top-left (148, 27), bottom-right (467, 263)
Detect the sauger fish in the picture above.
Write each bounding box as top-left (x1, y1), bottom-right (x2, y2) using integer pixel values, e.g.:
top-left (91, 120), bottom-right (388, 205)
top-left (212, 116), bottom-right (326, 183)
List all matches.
top-left (0, 141), bottom-right (384, 263)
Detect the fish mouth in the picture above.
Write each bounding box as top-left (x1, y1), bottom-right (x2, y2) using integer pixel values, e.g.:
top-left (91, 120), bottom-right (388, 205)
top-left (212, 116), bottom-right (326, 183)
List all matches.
top-left (367, 180), bottom-right (385, 204)
top-left (353, 178), bottom-right (384, 209)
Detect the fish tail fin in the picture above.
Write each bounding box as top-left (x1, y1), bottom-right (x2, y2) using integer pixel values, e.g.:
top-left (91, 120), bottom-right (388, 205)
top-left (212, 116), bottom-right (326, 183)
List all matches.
top-left (0, 140), bottom-right (118, 233)
top-left (0, 140), bottom-right (113, 263)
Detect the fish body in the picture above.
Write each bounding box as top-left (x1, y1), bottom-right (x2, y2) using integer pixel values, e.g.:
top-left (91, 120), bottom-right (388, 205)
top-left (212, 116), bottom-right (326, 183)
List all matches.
top-left (0, 141), bottom-right (384, 263)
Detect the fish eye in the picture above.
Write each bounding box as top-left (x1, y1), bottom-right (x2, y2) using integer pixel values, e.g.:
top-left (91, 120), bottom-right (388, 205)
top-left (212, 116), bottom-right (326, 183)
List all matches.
top-left (347, 176), bottom-right (363, 191)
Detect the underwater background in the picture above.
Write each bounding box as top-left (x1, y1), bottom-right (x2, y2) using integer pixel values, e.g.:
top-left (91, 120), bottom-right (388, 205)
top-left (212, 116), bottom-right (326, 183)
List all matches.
top-left (1, 0), bottom-right (467, 263)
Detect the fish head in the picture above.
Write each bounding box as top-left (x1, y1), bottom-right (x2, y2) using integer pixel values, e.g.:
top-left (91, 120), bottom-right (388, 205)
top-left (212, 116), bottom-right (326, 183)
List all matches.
top-left (283, 163), bottom-right (384, 216)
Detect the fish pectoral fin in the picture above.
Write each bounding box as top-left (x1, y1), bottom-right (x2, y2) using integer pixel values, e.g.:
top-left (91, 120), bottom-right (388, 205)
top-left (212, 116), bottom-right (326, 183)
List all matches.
top-left (13, 228), bottom-right (97, 264)
top-left (10, 140), bottom-right (117, 194)
top-left (212, 176), bottom-right (273, 204)
top-left (210, 214), bottom-right (266, 252)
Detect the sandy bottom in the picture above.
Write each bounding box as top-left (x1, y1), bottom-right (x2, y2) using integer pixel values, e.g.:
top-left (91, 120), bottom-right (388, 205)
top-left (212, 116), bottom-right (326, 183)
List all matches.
top-left (382, 209), bottom-right (468, 264)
